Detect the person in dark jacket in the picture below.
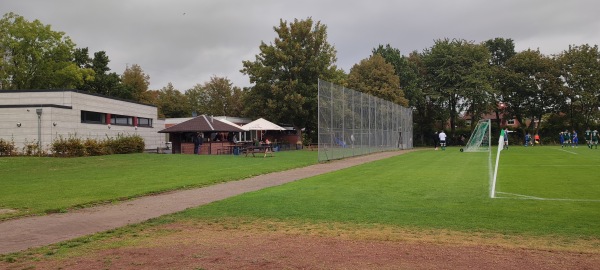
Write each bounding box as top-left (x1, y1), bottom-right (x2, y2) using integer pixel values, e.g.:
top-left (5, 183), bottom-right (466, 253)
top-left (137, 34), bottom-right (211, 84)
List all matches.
top-left (193, 132), bottom-right (203, 154)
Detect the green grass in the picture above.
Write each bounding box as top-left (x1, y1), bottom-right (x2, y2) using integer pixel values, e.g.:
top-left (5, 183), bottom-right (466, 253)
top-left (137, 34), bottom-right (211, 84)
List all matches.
top-left (0, 151), bottom-right (318, 219)
top-left (176, 146), bottom-right (600, 238)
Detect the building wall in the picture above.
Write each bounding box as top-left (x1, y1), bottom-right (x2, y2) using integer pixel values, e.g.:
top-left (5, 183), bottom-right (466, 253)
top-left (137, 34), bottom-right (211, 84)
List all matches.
top-left (0, 90), bottom-right (166, 152)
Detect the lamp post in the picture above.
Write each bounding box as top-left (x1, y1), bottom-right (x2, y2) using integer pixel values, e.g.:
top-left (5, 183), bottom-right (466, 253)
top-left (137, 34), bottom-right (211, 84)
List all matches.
top-left (36, 108), bottom-right (42, 156)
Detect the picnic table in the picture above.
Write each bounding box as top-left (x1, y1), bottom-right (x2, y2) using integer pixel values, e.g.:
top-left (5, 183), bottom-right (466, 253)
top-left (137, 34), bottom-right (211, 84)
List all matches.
top-left (243, 144), bottom-right (274, 158)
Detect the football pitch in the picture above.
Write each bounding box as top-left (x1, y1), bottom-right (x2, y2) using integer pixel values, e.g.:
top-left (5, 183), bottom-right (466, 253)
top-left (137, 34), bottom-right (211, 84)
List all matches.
top-left (495, 145), bottom-right (600, 202)
top-left (182, 146), bottom-right (600, 238)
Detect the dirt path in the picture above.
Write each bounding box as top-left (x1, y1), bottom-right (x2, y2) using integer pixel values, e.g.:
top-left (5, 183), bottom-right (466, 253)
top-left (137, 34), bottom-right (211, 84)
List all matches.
top-left (0, 150), bottom-right (410, 255)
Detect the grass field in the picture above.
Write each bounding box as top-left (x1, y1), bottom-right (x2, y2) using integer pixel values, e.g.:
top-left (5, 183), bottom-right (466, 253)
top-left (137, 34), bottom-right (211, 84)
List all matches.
top-left (0, 151), bottom-right (318, 219)
top-left (2, 146), bottom-right (599, 240)
top-left (495, 145), bottom-right (600, 201)
top-left (172, 146), bottom-right (600, 238)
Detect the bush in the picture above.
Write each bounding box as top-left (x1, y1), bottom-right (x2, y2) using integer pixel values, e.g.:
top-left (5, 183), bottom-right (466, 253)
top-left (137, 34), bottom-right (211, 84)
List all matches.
top-left (84, 138), bottom-right (107, 156)
top-left (0, 138), bottom-right (17, 156)
top-left (51, 135), bottom-right (85, 157)
top-left (105, 134), bottom-right (145, 154)
top-left (22, 139), bottom-right (46, 156)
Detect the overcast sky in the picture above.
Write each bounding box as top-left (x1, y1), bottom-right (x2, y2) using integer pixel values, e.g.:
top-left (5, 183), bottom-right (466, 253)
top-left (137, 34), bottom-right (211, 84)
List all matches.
top-left (3, 0), bottom-right (599, 91)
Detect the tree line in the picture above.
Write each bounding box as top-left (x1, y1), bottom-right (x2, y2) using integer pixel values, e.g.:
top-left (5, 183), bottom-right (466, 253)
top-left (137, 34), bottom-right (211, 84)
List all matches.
top-left (2, 12), bottom-right (599, 144)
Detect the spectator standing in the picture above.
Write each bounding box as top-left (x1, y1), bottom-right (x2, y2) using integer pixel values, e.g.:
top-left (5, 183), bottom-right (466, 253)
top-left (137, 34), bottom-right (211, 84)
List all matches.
top-left (438, 130), bottom-right (447, 151)
top-left (193, 132), bottom-right (203, 155)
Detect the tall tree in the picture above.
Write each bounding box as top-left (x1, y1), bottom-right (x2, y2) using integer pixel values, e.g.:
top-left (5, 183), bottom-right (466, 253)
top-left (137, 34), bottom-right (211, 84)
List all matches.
top-left (422, 38), bottom-right (492, 136)
top-left (372, 45), bottom-right (435, 144)
top-left (504, 49), bottom-right (562, 134)
top-left (185, 76), bottom-right (244, 116)
top-left (156, 83), bottom-right (190, 118)
top-left (81, 51), bottom-right (125, 98)
top-left (0, 12), bottom-right (92, 89)
top-left (347, 54), bottom-right (408, 106)
top-left (557, 44), bottom-right (600, 129)
top-left (121, 64), bottom-right (151, 103)
top-left (241, 17), bottom-right (341, 140)
top-left (484, 38), bottom-right (517, 130)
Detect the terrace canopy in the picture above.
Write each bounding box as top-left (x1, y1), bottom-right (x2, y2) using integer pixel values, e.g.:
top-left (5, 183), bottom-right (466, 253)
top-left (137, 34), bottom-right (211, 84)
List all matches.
top-left (241, 118), bottom-right (285, 141)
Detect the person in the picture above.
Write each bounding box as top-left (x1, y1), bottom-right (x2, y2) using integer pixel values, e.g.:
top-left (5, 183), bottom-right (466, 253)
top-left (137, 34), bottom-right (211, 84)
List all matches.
top-left (534, 133), bottom-right (540, 145)
top-left (563, 130), bottom-right (571, 148)
top-left (438, 130), bottom-right (447, 151)
top-left (585, 127), bottom-right (592, 149)
top-left (559, 131), bottom-right (565, 148)
top-left (193, 132), bottom-right (203, 155)
top-left (524, 132), bottom-right (532, 147)
top-left (433, 131), bottom-right (439, 150)
top-left (232, 134), bottom-right (239, 144)
top-left (503, 128), bottom-right (510, 150)
top-left (572, 130), bottom-right (578, 148)
top-left (592, 129), bottom-right (599, 149)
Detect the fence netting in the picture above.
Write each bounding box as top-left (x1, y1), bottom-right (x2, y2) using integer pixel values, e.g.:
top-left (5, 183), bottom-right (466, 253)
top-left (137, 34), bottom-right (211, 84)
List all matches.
top-left (318, 79), bottom-right (413, 162)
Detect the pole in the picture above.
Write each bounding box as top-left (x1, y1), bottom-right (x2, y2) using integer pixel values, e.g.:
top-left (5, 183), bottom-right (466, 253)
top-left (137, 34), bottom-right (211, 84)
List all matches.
top-left (36, 108), bottom-right (43, 156)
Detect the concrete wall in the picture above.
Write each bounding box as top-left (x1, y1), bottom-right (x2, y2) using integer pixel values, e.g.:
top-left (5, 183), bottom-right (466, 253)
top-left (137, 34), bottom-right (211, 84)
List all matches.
top-left (0, 90), bottom-right (166, 153)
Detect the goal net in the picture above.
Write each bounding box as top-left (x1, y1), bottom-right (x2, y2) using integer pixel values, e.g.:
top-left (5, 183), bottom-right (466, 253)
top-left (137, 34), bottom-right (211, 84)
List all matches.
top-left (462, 119), bottom-right (491, 152)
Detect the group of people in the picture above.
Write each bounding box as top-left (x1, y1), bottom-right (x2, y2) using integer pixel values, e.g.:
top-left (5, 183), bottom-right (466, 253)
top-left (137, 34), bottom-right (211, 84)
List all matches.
top-left (557, 128), bottom-right (600, 149)
top-left (559, 130), bottom-right (579, 148)
top-left (523, 132), bottom-right (540, 147)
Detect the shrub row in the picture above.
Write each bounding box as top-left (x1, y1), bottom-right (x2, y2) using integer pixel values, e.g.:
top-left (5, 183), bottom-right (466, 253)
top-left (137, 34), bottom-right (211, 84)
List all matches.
top-left (51, 134), bottom-right (145, 157)
top-left (0, 134), bottom-right (145, 157)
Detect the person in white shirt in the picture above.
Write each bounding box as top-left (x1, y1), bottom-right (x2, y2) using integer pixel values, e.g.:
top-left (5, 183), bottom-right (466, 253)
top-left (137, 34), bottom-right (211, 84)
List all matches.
top-left (439, 130), bottom-right (447, 151)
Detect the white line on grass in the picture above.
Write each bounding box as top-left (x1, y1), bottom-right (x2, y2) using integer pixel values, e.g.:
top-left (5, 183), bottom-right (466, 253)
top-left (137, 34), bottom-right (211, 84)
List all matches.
top-left (553, 148), bottom-right (579, 155)
top-left (495, 191), bottom-right (600, 202)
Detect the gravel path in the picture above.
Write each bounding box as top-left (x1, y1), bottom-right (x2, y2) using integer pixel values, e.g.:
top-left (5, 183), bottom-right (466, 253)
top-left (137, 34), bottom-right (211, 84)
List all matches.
top-left (0, 150), bottom-right (411, 255)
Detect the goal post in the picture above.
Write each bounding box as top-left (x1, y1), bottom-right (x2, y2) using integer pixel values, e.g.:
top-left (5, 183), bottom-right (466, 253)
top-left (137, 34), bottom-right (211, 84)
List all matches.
top-left (461, 119), bottom-right (500, 198)
top-left (462, 119), bottom-right (491, 152)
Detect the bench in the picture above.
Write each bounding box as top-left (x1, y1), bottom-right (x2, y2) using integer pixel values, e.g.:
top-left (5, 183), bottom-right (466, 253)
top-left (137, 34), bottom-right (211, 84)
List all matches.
top-left (243, 145), bottom-right (274, 158)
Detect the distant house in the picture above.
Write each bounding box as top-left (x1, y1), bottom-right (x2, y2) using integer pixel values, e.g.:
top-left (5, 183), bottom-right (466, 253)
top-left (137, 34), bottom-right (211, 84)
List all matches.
top-left (462, 104), bottom-right (539, 129)
top-left (0, 90), bottom-right (166, 153)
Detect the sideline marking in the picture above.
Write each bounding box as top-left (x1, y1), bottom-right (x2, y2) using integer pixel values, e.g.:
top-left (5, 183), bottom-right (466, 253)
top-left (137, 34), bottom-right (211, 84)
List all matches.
top-left (495, 192), bottom-right (600, 202)
top-left (553, 148), bottom-right (578, 155)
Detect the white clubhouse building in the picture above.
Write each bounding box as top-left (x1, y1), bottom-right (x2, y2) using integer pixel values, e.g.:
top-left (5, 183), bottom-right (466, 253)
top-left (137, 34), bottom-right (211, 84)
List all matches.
top-left (0, 90), bottom-right (166, 153)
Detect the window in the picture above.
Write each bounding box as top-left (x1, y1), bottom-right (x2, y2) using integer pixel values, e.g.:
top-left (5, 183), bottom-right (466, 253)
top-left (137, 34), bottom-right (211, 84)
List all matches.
top-left (111, 114), bottom-right (133, 126)
top-left (138, 117), bottom-right (152, 127)
top-left (507, 119), bottom-right (516, 125)
top-left (81, 111), bottom-right (106, 124)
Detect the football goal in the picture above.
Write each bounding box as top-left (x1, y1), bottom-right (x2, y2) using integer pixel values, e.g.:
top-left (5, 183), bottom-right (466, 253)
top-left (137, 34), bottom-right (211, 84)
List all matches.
top-left (461, 120), bottom-right (496, 198)
top-left (461, 119), bottom-right (491, 152)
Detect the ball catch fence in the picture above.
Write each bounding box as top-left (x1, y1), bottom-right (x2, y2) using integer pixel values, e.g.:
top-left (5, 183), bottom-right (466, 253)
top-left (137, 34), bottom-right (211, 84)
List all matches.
top-left (318, 79), bottom-right (413, 162)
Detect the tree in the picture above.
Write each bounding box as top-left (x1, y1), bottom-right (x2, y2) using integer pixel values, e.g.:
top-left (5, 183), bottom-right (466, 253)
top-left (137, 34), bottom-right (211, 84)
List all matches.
top-left (422, 38), bottom-right (492, 137)
top-left (0, 12), bottom-right (92, 89)
top-left (557, 44), bottom-right (600, 129)
top-left (503, 49), bottom-right (562, 135)
top-left (80, 51), bottom-right (126, 98)
top-left (185, 76), bottom-right (244, 116)
top-left (121, 64), bottom-right (151, 103)
top-left (484, 38), bottom-right (517, 131)
top-left (241, 17), bottom-right (341, 140)
top-left (155, 83), bottom-right (190, 118)
top-left (347, 54), bottom-right (408, 106)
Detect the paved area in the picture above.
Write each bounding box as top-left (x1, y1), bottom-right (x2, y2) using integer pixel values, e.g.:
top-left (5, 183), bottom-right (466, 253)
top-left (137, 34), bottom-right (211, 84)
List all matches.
top-left (0, 150), bottom-right (412, 254)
